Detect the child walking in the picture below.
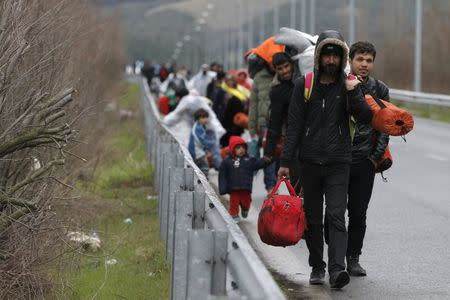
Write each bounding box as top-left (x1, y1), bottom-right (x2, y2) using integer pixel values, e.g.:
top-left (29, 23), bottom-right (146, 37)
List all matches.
top-left (188, 108), bottom-right (215, 179)
top-left (219, 136), bottom-right (270, 221)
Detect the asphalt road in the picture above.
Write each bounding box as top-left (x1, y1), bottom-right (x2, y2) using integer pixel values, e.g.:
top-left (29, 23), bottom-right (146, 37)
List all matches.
top-left (215, 117), bottom-right (450, 300)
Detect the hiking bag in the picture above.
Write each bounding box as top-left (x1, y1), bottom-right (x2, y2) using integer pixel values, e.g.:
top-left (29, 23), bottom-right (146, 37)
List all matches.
top-left (257, 178), bottom-right (306, 247)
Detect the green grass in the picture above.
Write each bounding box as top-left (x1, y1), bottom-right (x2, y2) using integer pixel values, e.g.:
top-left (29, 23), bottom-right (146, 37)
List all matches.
top-left (391, 99), bottom-right (450, 123)
top-left (60, 83), bottom-right (169, 300)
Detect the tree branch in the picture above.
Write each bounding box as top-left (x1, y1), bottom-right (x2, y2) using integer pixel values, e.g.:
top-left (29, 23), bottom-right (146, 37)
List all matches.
top-left (0, 207), bottom-right (34, 233)
top-left (9, 159), bottom-right (64, 194)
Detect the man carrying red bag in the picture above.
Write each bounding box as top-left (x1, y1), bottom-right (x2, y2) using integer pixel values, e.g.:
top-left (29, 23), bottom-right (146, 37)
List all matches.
top-left (278, 30), bottom-right (373, 289)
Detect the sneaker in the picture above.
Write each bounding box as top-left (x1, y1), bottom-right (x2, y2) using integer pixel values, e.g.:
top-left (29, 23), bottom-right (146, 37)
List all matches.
top-left (347, 255), bottom-right (367, 276)
top-left (241, 210), bottom-right (249, 219)
top-left (232, 215), bottom-right (241, 222)
top-left (329, 270), bottom-right (350, 289)
top-left (309, 268), bottom-right (325, 285)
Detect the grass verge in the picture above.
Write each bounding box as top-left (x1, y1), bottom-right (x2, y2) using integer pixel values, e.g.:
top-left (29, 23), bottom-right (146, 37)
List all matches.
top-left (56, 83), bottom-right (169, 300)
top-left (391, 99), bottom-right (450, 123)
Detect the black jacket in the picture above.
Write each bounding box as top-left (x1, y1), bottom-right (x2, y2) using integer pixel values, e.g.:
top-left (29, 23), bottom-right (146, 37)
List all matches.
top-left (280, 30), bottom-right (373, 167)
top-left (264, 76), bottom-right (294, 158)
top-left (280, 74), bottom-right (372, 166)
top-left (351, 77), bottom-right (390, 164)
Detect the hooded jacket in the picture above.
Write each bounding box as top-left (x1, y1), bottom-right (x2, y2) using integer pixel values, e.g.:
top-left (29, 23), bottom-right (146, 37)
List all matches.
top-left (280, 30), bottom-right (373, 166)
top-left (247, 37), bottom-right (283, 136)
top-left (248, 67), bottom-right (274, 135)
top-left (219, 136), bottom-right (268, 194)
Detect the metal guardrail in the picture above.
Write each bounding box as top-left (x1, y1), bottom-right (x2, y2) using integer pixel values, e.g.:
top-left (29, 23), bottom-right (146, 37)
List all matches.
top-left (390, 89), bottom-right (450, 107)
top-left (138, 77), bottom-right (286, 300)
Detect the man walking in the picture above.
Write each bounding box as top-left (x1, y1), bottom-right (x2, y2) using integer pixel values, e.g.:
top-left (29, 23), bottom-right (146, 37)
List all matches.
top-left (345, 41), bottom-right (390, 276)
top-left (264, 52), bottom-right (300, 190)
top-left (278, 30), bottom-right (372, 289)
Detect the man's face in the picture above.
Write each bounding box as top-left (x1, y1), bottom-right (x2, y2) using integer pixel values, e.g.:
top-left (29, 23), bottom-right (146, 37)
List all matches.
top-left (234, 144), bottom-right (246, 157)
top-left (275, 62), bottom-right (293, 81)
top-left (225, 77), bottom-right (237, 88)
top-left (349, 52), bottom-right (374, 79)
top-left (320, 53), bottom-right (341, 76)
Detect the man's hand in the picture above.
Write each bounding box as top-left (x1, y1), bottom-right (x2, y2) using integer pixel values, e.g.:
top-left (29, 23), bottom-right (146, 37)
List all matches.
top-left (277, 167), bottom-right (290, 179)
top-left (263, 155), bottom-right (272, 163)
top-left (345, 77), bottom-right (361, 91)
top-left (369, 157), bottom-right (378, 170)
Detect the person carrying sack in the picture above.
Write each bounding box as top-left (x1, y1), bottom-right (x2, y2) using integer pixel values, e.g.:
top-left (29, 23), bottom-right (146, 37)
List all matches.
top-left (344, 41), bottom-right (391, 276)
top-left (278, 30), bottom-right (373, 289)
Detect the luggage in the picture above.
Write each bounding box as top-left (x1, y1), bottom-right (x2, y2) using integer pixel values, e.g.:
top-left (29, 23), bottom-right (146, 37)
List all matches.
top-left (258, 178), bottom-right (306, 247)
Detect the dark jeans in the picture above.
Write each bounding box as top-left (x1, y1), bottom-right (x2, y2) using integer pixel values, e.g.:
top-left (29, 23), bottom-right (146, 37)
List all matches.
top-left (347, 159), bottom-right (376, 256)
top-left (300, 162), bottom-right (350, 273)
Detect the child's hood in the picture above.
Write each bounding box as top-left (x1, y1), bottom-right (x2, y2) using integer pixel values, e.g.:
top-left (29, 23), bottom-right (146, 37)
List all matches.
top-left (229, 136), bottom-right (247, 157)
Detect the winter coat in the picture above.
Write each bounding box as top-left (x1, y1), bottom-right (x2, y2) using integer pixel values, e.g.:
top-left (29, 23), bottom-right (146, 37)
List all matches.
top-left (219, 136), bottom-right (268, 194)
top-left (264, 75), bottom-right (294, 158)
top-left (218, 90), bottom-right (246, 147)
top-left (351, 77), bottom-right (390, 164)
top-left (280, 30), bottom-right (373, 166)
top-left (249, 67), bottom-right (274, 135)
top-left (188, 122), bottom-right (215, 159)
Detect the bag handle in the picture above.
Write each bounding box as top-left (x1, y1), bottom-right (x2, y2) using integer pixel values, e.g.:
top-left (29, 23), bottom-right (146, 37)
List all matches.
top-left (269, 177), bottom-right (298, 197)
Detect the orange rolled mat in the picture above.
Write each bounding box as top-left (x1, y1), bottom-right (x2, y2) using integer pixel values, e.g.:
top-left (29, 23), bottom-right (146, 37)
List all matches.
top-left (233, 112), bottom-right (249, 129)
top-left (364, 95), bottom-right (414, 136)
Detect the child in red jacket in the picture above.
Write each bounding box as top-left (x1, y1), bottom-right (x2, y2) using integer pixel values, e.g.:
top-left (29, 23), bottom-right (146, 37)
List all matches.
top-left (219, 136), bottom-right (270, 221)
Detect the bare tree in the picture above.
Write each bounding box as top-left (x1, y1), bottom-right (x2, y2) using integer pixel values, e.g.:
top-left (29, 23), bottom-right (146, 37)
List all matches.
top-left (0, 0), bottom-right (124, 298)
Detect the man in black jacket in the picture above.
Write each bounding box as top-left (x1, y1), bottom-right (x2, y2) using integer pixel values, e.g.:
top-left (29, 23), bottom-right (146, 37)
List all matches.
top-left (278, 30), bottom-right (372, 289)
top-left (264, 52), bottom-right (300, 189)
top-left (345, 41), bottom-right (390, 276)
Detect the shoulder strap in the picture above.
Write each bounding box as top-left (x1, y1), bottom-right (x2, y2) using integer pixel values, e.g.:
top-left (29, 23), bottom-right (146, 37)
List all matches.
top-left (375, 79), bottom-right (380, 97)
top-left (303, 72), bottom-right (314, 102)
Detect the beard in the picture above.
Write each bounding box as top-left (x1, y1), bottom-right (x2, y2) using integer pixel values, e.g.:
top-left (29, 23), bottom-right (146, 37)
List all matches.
top-left (322, 64), bottom-right (339, 76)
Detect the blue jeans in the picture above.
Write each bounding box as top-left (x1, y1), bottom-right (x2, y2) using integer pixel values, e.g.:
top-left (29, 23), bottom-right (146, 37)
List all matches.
top-left (263, 162), bottom-right (277, 190)
top-left (206, 130), bottom-right (222, 170)
top-left (258, 126), bottom-right (277, 189)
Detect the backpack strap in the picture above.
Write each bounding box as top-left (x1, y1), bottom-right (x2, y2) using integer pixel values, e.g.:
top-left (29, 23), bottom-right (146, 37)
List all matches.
top-left (303, 72), bottom-right (314, 102)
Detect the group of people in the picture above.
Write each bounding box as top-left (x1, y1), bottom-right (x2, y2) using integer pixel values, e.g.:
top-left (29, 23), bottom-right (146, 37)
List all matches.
top-left (149, 28), bottom-right (392, 290)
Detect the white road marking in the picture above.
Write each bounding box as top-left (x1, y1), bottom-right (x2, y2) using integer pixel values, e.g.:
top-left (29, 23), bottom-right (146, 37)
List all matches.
top-left (425, 153), bottom-right (449, 161)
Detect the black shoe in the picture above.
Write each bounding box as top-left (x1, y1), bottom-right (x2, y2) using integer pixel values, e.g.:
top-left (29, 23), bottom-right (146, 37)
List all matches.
top-left (329, 270), bottom-right (350, 289)
top-left (309, 268), bottom-right (325, 285)
top-left (241, 210), bottom-right (248, 219)
top-left (347, 255), bottom-right (367, 276)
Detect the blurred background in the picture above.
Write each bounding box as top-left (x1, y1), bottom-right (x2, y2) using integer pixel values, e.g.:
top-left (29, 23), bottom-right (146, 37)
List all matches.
top-left (97, 0), bottom-right (450, 93)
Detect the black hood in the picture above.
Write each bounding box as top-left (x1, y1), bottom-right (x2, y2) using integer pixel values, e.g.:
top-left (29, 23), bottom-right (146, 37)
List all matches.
top-left (314, 30), bottom-right (349, 73)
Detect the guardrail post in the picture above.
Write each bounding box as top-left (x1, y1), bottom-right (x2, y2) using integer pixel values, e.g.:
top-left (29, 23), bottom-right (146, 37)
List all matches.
top-left (157, 142), bottom-right (171, 215)
top-left (193, 192), bottom-right (206, 229)
top-left (185, 167), bottom-right (195, 192)
top-left (186, 230), bottom-right (214, 300)
top-left (166, 167), bottom-right (186, 260)
top-left (176, 149), bottom-right (185, 168)
top-left (159, 151), bottom-right (176, 241)
top-left (211, 231), bottom-right (228, 296)
top-left (171, 191), bottom-right (194, 300)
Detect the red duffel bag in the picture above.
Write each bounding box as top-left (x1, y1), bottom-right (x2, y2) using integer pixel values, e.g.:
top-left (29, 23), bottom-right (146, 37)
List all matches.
top-left (257, 178), bottom-right (306, 247)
